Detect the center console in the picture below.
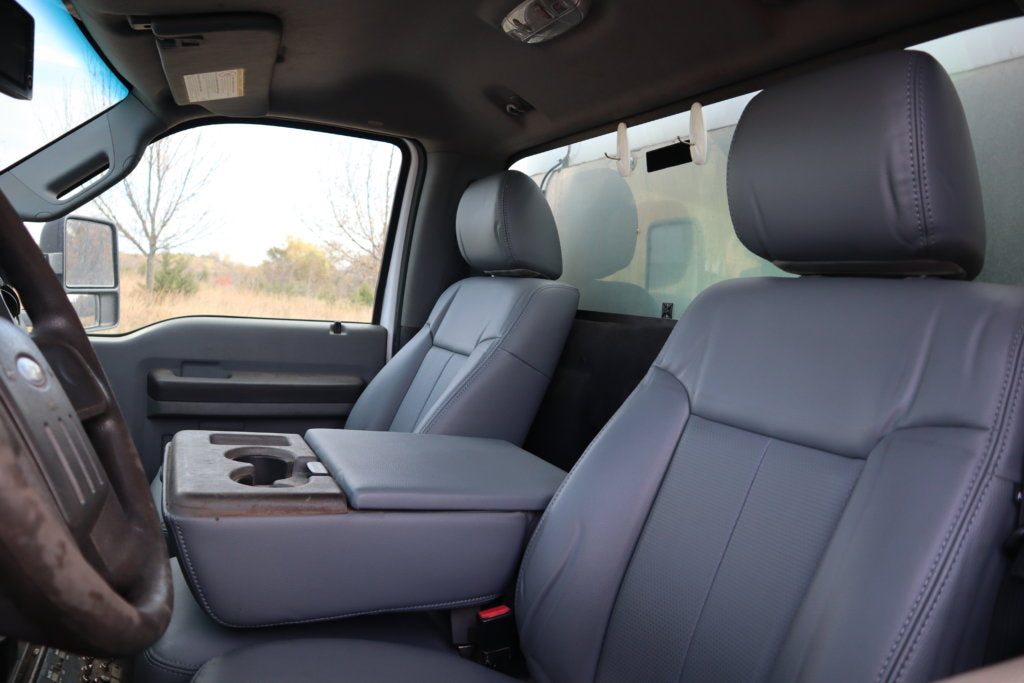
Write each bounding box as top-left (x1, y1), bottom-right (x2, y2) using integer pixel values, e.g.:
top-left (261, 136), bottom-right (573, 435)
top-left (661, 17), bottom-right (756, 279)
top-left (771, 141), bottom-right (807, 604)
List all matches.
top-left (161, 429), bottom-right (565, 628)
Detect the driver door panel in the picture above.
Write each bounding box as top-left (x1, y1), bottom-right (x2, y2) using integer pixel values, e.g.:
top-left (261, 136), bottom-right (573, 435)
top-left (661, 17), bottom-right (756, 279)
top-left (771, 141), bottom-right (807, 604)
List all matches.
top-left (91, 316), bottom-right (386, 480)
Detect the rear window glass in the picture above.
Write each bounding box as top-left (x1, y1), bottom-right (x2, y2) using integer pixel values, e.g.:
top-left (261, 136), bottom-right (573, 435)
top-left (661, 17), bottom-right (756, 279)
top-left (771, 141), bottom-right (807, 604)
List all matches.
top-left (511, 91), bottom-right (778, 319)
top-left (511, 16), bottom-right (1024, 318)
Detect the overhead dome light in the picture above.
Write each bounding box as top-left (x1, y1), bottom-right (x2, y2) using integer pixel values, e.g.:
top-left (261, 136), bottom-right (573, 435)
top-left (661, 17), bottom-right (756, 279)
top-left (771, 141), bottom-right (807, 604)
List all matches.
top-left (501, 0), bottom-right (590, 44)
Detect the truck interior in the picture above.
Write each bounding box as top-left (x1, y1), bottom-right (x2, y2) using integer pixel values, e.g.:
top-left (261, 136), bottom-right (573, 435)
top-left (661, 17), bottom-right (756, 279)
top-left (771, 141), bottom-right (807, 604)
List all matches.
top-left (0, 0), bottom-right (1023, 681)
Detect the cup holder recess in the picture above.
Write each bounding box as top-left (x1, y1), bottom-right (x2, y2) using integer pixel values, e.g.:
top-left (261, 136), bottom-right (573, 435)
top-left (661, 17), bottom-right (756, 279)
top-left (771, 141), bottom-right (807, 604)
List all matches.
top-left (225, 447), bottom-right (295, 486)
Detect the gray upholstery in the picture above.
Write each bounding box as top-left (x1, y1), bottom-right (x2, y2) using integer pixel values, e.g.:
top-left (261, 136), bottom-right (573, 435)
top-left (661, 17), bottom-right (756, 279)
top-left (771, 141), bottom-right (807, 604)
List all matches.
top-left (306, 429), bottom-right (565, 511)
top-left (455, 170), bottom-right (563, 279)
top-left (192, 638), bottom-right (508, 683)
top-left (142, 170), bottom-right (576, 680)
top-left (344, 274), bottom-right (578, 443)
top-left (518, 276), bottom-right (1024, 682)
top-left (167, 506), bottom-right (531, 627)
top-left (141, 564), bottom-right (453, 683)
top-left (729, 50), bottom-right (986, 278)
top-left (149, 170), bottom-right (576, 525)
top-left (196, 51), bottom-right (1024, 682)
top-left (344, 170), bottom-right (577, 440)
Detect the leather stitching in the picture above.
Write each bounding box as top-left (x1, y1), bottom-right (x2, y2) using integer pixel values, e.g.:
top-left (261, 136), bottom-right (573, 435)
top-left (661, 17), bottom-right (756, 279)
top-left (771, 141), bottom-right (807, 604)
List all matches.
top-left (876, 317), bottom-right (1024, 681)
top-left (517, 365), bottom-right (688, 674)
top-left (407, 350), bottom-right (460, 429)
top-left (498, 174), bottom-right (519, 270)
top-left (142, 648), bottom-right (194, 679)
top-left (916, 56), bottom-right (934, 245)
top-left (501, 345), bottom-right (550, 377)
top-left (892, 320), bottom-right (1024, 680)
top-left (379, 283), bottom-right (457, 430)
top-left (906, 56), bottom-right (925, 248)
top-left (416, 338), bottom-right (505, 434)
top-left (677, 434), bottom-right (773, 676)
top-left (416, 283), bottom-right (572, 434)
top-left (516, 368), bottom-right (674, 608)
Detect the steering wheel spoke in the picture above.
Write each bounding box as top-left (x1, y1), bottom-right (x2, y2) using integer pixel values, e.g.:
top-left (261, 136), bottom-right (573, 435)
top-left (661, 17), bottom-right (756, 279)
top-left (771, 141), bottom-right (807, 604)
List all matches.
top-left (33, 335), bottom-right (112, 421)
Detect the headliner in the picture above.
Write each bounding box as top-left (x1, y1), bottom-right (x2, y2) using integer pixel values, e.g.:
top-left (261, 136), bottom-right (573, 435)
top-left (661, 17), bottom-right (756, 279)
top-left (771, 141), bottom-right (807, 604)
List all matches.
top-left (73, 0), bottom-right (1014, 157)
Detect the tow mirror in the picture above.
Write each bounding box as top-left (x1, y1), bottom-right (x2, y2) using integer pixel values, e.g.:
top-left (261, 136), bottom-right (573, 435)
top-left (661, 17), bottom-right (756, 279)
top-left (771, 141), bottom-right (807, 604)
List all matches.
top-left (39, 216), bottom-right (120, 331)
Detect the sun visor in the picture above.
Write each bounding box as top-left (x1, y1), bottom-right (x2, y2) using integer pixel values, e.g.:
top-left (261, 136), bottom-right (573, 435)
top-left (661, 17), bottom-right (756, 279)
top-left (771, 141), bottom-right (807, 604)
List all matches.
top-left (142, 14), bottom-right (281, 117)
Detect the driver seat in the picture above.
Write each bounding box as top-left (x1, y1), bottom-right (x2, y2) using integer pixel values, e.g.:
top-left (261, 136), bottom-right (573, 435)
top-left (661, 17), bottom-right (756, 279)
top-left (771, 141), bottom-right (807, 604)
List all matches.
top-left (193, 50), bottom-right (1024, 682)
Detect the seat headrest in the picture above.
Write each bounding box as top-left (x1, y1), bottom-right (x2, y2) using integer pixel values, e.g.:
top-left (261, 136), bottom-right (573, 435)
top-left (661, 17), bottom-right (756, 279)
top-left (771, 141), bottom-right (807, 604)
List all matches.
top-left (727, 50), bottom-right (985, 279)
top-left (456, 171), bottom-right (563, 279)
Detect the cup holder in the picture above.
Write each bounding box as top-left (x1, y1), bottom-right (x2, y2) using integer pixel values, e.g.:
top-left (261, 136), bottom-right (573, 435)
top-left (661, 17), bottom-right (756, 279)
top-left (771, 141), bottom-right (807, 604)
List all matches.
top-left (226, 448), bottom-right (295, 486)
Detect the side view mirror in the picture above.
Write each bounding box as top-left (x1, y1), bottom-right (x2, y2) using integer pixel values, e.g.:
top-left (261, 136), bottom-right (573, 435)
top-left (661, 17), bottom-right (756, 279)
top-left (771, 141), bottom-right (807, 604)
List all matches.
top-left (39, 216), bottom-right (120, 331)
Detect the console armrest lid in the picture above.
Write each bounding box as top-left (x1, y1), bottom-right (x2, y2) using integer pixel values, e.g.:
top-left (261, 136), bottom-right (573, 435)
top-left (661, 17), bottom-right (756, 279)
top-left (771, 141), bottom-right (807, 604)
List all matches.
top-left (306, 429), bottom-right (565, 511)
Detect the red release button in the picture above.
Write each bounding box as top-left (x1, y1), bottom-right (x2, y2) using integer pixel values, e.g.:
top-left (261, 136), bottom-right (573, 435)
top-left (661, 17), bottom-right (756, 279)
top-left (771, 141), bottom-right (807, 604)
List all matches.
top-left (478, 605), bottom-right (511, 620)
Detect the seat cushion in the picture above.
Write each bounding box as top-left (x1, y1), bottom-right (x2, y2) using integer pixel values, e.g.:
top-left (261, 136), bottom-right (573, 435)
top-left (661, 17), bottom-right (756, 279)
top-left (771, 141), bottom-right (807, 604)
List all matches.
top-left (192, 638), bottom-right (510, 683)
top-left (137, 562), bottom-right (454, 683)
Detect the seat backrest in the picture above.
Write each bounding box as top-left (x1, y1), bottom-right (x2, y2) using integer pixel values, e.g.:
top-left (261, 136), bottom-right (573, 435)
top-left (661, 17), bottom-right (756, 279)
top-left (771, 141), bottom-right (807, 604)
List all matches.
top-left (345, 171), bottom-right (579, 446)
top-left (515, 50), bottom-right (1024, 682)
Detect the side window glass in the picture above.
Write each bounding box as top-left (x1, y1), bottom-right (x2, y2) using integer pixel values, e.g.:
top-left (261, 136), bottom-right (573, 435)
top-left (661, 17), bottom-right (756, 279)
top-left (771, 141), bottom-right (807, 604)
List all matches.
top-left (85, 124), bottom-right (401, 334)
top-left (511, 93), bottom-right (787, 319)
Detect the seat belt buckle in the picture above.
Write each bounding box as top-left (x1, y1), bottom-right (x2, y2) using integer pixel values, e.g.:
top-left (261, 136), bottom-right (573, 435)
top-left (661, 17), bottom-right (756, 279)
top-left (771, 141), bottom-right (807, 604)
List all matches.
top-left (474, 605), bottom-right (517, 671)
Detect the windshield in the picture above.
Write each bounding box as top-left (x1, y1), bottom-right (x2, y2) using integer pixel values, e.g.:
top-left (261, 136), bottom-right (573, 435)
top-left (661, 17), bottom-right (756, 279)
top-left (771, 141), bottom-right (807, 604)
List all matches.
top-left (0, 0), bottom-right (127, 172)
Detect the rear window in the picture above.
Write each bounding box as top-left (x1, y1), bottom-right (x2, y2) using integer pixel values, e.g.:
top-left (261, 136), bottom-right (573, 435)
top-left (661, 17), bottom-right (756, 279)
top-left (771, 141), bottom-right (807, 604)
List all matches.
top-left (511, 16), bottom-right (1024, 318)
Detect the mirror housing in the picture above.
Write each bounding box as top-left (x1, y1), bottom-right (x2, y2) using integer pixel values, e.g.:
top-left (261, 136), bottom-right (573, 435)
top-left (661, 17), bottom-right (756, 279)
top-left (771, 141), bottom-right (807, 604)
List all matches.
top-left (39, 216), bottom-right (120, 331)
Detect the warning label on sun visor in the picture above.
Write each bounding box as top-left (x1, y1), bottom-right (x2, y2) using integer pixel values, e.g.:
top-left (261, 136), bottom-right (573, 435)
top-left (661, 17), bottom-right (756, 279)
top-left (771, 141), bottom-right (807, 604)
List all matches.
top-left (182, 69), bottom-right (245, 103)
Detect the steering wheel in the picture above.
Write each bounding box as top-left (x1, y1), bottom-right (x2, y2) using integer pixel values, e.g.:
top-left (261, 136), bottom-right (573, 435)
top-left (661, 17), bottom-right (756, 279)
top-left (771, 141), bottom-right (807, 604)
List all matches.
top-left (0, 192), bottom-right (171, 655)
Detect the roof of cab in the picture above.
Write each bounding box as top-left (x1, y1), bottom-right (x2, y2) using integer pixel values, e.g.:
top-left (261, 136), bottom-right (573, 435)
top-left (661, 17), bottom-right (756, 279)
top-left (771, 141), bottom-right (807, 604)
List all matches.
top-left (73, 0), bottom-right (1014, 155)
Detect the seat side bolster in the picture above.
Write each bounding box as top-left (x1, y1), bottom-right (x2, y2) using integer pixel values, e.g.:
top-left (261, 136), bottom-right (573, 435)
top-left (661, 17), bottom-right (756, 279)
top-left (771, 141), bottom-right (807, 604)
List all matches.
top-left (343, 285), bottom-right (461, 431)
top-left (516, 365), bottom-right (691, 682)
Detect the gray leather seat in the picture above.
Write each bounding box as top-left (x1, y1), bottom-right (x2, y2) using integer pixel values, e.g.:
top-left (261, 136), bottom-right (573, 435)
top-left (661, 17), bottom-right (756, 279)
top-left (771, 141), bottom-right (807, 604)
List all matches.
top-left (343, 169), bottom-right (579, 441)
top-left (194, 50), bottom-right (1024, 681)
top-left (138, 171), bottom-right (578, 682)
top-left (148, 170), bottom-right (578, 523)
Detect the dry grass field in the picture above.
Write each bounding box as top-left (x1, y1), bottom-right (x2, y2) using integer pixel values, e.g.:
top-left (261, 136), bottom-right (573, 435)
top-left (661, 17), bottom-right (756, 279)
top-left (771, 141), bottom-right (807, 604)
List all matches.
top-left (100, 268), bottom-right (372, 335)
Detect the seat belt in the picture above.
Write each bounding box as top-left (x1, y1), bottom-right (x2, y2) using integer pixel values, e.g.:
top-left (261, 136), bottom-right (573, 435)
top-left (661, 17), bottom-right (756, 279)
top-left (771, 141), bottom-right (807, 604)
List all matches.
top-left (984, 485), bottom-right (1024, 663)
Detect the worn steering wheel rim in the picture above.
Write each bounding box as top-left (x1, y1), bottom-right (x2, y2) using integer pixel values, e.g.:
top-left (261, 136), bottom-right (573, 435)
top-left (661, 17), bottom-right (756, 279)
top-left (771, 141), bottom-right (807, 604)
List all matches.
top-left (0, 191), bottom-right (171, 655)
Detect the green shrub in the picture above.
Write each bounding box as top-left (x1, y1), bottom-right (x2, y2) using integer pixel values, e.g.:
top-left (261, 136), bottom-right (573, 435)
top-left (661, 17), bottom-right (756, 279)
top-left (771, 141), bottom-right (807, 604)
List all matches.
top-left (154, 253), bottom-right (199, 296)
top-left (353, 282), bottom-right (374, 306)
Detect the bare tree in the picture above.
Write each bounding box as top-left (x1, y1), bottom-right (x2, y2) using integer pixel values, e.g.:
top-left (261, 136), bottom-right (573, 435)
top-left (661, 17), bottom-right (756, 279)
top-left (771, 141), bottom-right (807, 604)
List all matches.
top-left (92, 134), bottom-right (214, 289)
top-left (316, 143), bottom-right (400, 288)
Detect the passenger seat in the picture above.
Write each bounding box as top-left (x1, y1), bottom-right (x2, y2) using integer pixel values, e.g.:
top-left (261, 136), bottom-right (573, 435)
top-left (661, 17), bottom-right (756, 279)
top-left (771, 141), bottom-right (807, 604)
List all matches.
top-left (150, 170), bottom-right (578, 523)
top-left (343, 170), bottom-right (579, 442)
